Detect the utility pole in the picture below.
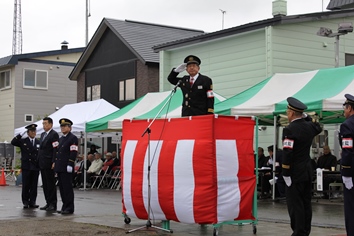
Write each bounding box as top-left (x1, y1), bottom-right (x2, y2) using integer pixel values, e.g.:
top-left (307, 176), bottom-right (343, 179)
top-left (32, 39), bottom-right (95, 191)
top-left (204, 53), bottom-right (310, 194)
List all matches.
top-left (85, 0), bottom-right (91, 46)
top-left (12, 0), bottom-right (22, 55)
top-left (219, 9), bottom-right (226, 30)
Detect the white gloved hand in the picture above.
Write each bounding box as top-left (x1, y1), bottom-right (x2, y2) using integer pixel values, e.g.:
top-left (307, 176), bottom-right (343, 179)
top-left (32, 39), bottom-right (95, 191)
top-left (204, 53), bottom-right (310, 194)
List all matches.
top-left (342, 176), bottom-right (353, 190)
top-left (283, 176), bottom-right (292, 187)
top-left (268, 158), bottom-right (273, 165)
top-left (67, 165), bottom-right (73, 173)
top-left (173, 63), bottom-right (187, 73)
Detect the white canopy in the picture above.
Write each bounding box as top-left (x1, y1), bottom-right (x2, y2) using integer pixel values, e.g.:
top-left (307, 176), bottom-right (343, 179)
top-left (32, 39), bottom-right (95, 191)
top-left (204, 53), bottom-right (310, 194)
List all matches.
top-left (14, 99), bottom-right (119, 138)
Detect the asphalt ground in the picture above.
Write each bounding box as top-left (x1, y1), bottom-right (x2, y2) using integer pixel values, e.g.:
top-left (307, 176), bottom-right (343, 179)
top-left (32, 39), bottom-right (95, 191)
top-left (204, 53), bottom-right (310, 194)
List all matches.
top-left (0, 183), bottom-right (348, 236)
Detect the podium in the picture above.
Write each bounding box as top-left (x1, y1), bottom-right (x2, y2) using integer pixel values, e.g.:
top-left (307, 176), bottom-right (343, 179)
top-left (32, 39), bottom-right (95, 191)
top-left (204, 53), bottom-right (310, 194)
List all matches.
top-left (121, 115), bottom-right (256, 225)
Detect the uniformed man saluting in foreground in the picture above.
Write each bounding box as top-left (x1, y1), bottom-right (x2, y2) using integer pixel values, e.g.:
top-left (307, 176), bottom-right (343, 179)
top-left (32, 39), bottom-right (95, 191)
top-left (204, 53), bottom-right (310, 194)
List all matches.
top-left (54, 118), bottom-right (78, 214)
top-left (168, 55), bottom-right (214, 117)
top-left (339, 94), bottom-right (354, 236)
top-left (11, 124), bottom-right (40, 209)
top-left (281, 97), bottom-right (322, 236)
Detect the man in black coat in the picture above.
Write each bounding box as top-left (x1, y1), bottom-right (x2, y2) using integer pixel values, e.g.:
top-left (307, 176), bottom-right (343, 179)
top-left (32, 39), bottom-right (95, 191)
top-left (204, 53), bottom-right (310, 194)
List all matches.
top-left (282, 97), bottom-right (322, 236)
top-left (167, 55), bottom-right (214, 117)
top-left (11, 124), bottom-right (40, 209)
top-left (54, 118), bottom-right (78, 214)
top-left (339, 94), bottom-right (354, 236)
top-left (38, 117), bottom-right (59, 211)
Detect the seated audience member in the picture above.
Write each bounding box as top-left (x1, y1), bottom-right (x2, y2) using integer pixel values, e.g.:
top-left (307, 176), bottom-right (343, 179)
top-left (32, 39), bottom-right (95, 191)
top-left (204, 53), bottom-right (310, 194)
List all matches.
top-left (72, 154), bottom-right (84, 187)
top-left (257, 147), bottom-right (271, 198)
top-left (80, 152), bottom-right (103, 187)
top-left (267, 145), bottom-right (285, 198)
top-left (102, 152), bottom-right (115, 174)
top-left (76, 154), bottom-right (94, 188)
top-left (317, 146), bottom-right (339, 199)
top-left (112, 151), bottom-right (120, 167)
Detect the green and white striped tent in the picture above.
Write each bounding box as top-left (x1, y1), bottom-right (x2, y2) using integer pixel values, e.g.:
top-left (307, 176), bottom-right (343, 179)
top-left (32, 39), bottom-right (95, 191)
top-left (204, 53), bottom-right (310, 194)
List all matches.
top-left (86, 90), bottom-right (225, 132)
top-left (214, 65), bottom-right (354, 125)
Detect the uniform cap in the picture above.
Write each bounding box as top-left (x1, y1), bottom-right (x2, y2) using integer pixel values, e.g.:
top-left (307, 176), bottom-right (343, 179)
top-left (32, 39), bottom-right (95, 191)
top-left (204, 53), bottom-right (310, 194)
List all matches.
top-left (25, 124), bottom-right (37, 131)
top-left (59, 118), bottom-right (73, 126)
top-left (287, 97), bottom-right (307, 112)
top-left (184, 55), bottom-right (201, 66)
top-left (343, 94), bottom-right (354, 106)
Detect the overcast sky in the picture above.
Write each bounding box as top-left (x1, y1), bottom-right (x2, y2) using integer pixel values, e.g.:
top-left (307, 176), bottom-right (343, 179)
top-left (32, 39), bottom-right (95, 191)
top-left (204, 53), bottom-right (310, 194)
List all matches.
top-left (0, 0), bottom-right (331, 57)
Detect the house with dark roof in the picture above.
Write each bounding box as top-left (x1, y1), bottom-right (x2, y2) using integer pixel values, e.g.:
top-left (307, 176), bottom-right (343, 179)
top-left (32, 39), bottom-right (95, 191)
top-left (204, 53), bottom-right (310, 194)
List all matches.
top-left (0, 45), bottom-right (84, 141)
top-left (154, 1), bottom-right (354, 98)
top-left (68, 18), bottom-right (204, 109)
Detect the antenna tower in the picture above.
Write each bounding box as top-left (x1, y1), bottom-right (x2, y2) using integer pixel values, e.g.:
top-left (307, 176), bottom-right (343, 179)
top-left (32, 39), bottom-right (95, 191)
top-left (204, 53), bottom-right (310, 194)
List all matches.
top-left (12, 0), bottom-right (23, 55)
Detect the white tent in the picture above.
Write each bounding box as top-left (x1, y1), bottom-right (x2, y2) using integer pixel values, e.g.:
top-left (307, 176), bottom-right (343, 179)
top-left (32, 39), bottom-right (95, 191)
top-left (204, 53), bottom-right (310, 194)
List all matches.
top-left (14, 99), bottom-right (119, 138)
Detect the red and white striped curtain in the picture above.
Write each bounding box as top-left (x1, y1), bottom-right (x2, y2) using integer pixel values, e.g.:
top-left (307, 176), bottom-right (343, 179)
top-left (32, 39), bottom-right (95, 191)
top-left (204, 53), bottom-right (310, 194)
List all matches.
top-left (122, 115), bottom-right (256, 224)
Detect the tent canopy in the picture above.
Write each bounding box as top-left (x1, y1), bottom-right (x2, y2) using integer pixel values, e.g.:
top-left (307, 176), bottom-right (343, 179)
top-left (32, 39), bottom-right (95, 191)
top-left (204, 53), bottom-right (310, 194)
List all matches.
top-left (15, 99), bottom-right (119, 138)
top-left (214, 65), bottom-right (354, 125)
top-left (86, 90), bottom-right (226, 132)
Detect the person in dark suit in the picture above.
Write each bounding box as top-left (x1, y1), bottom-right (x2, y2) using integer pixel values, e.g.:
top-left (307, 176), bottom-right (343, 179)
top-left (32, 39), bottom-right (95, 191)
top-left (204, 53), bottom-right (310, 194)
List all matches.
top-left (11, 124), bottom-right (40, 209)
top-left (282, 97), bottom-right (322, 236)
top-left (38, 117), bottom-right (59, 211)
top-left (167, 55), bottom-right (214, 117)
top-left (54, 118), bottom-right (78, 214)
top-left (339, 94), bottom-right (354, 236)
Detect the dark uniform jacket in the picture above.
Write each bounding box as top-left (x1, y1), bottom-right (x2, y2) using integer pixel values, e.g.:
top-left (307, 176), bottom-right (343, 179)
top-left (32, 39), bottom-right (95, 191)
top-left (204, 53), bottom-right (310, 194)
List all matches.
top-left (168, 69), bottom-right (214, 117)
top-left (54, 132), bottom-right (78, 173)
top-left (38, 129), bottom-right (59, 169)
top-left (282, 118), bottom-right (322, 183)
top-left (11, 135), bottom-right (40, 171)
top-left (316, 153), bottom-right (337, 170)
top-left (339, 114), bottom-right (354, 177)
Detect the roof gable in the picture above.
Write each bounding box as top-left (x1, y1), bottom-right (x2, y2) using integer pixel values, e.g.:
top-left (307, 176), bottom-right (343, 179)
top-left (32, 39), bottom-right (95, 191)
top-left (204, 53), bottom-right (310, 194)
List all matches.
top-left (69, 18), bottom-right (204, 80)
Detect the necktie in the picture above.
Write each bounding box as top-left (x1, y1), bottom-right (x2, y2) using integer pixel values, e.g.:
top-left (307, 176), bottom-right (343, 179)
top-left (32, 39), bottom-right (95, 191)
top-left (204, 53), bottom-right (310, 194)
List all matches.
top-left (43, 132), bottom-right (47, 140)
top-left (190, 77), bottom-right (194, 86)
top-left (32, 139), bottom-right (35, 147)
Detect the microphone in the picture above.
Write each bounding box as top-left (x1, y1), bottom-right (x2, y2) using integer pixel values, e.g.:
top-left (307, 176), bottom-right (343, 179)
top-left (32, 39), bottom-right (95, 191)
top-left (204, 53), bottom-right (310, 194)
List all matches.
top-left (172, 80), bottom-right (182, 93)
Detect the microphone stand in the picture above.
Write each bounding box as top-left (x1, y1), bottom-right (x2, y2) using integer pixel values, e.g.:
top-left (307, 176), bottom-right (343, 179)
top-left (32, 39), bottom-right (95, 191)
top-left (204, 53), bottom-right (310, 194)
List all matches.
top-left (126, 81), bottom-right (181, 234)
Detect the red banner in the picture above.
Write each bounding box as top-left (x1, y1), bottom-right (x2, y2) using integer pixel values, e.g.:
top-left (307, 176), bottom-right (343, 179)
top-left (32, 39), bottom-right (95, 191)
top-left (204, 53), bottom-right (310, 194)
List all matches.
top-left (122, 115), bottom-right (256, 224)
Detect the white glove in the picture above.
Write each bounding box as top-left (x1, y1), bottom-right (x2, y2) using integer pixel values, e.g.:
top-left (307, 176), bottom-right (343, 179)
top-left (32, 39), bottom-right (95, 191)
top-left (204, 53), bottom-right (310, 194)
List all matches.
top-left (268, 158), bottom-right (273, 165)
top-left (342, 176), bottom-right (353, 190)
top-left (283, 176), bottom-right (292, 187)
top-left (67, 165), bottom-right (73, 173)
top-left (173, 63), bottom-right (187, 73)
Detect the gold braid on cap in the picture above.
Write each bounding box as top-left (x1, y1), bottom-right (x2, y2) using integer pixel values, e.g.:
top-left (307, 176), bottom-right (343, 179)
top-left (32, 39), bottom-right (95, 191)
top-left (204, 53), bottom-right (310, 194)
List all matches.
top-left (287, 105), bottom-right (303, 113)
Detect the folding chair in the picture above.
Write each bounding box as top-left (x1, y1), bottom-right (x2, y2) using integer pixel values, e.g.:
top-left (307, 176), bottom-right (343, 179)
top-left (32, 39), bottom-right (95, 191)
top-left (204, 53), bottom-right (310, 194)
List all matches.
top-left (109, 169), bottom-right (121, 190)
top-left (91, 168), bottom-right (108, 189)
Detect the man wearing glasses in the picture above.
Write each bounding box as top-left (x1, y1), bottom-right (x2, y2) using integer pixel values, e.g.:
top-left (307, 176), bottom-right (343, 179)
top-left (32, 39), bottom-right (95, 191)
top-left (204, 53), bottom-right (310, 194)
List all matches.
top-left (339, 94), bottom-right (354, 236)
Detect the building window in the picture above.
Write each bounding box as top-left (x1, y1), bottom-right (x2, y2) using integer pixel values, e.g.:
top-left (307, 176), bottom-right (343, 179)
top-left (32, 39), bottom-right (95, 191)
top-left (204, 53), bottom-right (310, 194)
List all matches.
top-left (0, 70), bottom-right (11, 90)
top-left (86, 87), bottom-right (91, 101)
top-left (86, 85), bottom-right (100, 101)
top-left (345, 53), bottom-right (354, 66)
top-left (119, 78), bottom-right (135, 101)
top-left (25, 114), bottom-right (33, 122)
top-left (23, 69), bottom-right (48, 89)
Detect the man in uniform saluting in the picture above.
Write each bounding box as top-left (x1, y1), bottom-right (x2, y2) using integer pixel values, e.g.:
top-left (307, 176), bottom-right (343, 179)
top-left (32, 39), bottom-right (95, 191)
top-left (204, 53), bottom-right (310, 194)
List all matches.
top-left (167, 55), bottom-right (214, 117)
top-left (11, 124), bottom-right (40, 209)
top-left (282, 97), bottom-right (322, 236)
top-left (54, 118), bottom-right (78, 214)
top-left (339, 94), bottom-right (354, 236)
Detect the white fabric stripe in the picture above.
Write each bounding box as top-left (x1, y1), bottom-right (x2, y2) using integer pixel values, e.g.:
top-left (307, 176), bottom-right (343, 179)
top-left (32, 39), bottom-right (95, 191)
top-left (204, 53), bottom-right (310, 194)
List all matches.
top-left (323, 79), bottom-right (354, 110)
top-left (216, 140), bottom-right (240, 222)
top-left (122, 140), bottom-right (138, 218)
top-left (231, 70), bottom-right (318, 115)
top-left (108, 91), bottom-right (172, 129)
top-left (174, 140), bottom-right (195, 223)
top-left (142, 141), bottom-right (166, 220)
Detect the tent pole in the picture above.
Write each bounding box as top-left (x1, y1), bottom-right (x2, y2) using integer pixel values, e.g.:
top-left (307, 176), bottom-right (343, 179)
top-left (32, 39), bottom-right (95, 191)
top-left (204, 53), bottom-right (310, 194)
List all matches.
top-left (84, 132), bottom-right (87, 190)
top-left (272, 115), bottom-right (277, 200)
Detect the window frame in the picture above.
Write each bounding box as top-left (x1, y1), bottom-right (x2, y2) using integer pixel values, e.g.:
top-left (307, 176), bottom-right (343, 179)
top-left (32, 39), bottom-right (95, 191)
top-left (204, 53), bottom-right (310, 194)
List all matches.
top-left (23, 68), bottom-right (48, 90)
top-left (24, 114), bottom-right (34, 123)
top-left (0, 70), bottom-right (11, 90)
top-left (118, 78), bottom-right (136, 101)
